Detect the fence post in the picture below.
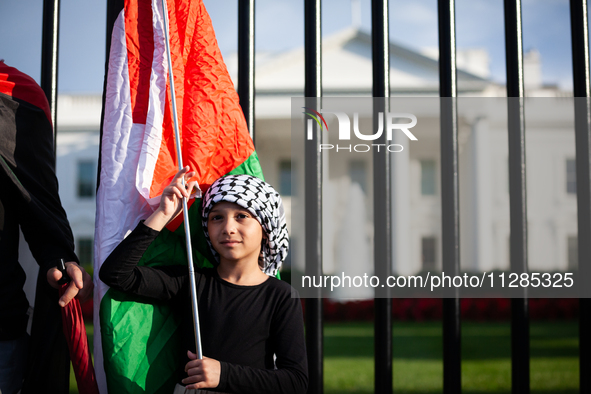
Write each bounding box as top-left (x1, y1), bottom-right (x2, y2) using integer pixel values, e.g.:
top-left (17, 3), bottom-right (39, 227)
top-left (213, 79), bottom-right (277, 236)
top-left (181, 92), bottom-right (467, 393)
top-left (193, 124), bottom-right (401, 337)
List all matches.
top-left (503, 0), bottom-right (530, 393)
top-left (371, 1), bottom-right (393, 393)
top-left (238, 0), bottom-right (255, 143)
top-left (304, 1), bottom-right (323, 393)
top-left (437, 0), bottom-right (462, 392)
top-left (569, 1), bottom-right (591, 392)
top-left (22, 2), bottom-right (70, 393)
top-left (41, 0), bottom-right (61, 157)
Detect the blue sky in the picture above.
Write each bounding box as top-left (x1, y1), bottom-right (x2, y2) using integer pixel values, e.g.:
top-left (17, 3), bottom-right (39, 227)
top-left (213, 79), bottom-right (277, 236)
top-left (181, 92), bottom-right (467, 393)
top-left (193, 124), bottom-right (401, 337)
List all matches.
top-left (0, 0), bottom-right (576, 93)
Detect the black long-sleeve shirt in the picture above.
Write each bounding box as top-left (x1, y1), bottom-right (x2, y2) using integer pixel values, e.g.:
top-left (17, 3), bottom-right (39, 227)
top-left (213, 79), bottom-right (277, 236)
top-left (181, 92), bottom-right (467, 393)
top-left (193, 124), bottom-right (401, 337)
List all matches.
top-left (99, 222), bottom-right (308, 394)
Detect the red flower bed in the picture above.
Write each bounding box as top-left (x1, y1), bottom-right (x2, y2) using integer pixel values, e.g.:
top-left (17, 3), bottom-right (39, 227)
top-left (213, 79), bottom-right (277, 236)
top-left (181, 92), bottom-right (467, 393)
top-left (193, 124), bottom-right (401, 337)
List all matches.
top-left (301, 298), bottom-right (579, 322)
top-left (86, 297), bottom-right (579, 323)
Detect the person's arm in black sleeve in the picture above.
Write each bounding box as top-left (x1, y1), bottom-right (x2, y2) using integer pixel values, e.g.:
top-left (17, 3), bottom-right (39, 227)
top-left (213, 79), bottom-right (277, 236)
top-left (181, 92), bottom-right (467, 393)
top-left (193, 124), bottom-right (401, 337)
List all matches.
top-left (101, 166), bottom-right (199, 301)
top-left (215, 288), bottom-right (308, 394)
top-left (0, 79), bottom-right (79, 276)
top-left (99, 221), bottom-right (188, 301)
top-left (0, 63), bottom-right (91, 308)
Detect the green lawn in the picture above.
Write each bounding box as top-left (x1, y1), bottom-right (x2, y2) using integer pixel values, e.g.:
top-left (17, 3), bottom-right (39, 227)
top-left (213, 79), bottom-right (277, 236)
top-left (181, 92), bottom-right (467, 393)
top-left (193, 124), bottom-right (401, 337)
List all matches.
top-left (71, 321), bottom-right (579, 393)
top-left (324, 321), bottom-right (579, 394)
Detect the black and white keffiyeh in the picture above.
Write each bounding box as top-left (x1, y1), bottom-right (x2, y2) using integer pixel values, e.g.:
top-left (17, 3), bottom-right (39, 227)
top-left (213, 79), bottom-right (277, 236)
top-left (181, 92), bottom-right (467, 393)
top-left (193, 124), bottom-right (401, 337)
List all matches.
top-left (201, 175), bottom-right (289, 277)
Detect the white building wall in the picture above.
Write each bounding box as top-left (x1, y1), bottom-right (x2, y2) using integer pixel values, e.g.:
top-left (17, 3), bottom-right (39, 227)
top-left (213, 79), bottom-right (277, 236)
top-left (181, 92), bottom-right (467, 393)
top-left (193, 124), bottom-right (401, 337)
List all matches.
top-left (55, 129), bottom-right (100, 265)
top-left (51, 94), bottom-right (576, 282)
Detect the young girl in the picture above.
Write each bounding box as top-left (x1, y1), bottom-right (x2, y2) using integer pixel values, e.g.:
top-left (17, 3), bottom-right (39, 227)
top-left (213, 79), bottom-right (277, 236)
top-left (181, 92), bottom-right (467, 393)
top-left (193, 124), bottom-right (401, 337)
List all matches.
top-left (99, 167), bottom-right (308, 393)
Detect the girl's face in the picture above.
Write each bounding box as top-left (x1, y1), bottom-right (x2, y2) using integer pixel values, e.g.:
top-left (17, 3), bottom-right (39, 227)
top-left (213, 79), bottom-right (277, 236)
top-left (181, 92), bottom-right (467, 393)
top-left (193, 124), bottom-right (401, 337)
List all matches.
top-left (207, 201), bottom-right (263, 266)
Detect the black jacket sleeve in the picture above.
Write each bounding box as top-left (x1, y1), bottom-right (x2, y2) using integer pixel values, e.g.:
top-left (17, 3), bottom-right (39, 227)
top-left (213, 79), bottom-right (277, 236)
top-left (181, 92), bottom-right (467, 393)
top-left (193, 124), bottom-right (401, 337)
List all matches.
top-left (0, 92), bottom-right (79, 275)
top-left (99, 221), bottom-right (188, 301)
top-left (216, 290), bottom-right (308, 394)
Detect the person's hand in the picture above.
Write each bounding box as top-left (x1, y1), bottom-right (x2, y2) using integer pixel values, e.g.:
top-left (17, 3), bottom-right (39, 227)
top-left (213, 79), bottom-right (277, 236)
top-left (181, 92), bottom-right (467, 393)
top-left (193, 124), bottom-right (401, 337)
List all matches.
top-left (145, 167), bottom-right (197, 231)
top-left (47, 261), bottom-right (94, 307)
top-left (159, 166), bottom-right (197, 218)
top-left (182, 351), bottom-right (221, 390)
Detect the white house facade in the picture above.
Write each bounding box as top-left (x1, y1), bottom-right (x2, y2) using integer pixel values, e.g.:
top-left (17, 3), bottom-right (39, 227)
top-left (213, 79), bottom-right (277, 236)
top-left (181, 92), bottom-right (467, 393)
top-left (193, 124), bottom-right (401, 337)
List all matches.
top-left (51, 29), bottom-right (576, 287)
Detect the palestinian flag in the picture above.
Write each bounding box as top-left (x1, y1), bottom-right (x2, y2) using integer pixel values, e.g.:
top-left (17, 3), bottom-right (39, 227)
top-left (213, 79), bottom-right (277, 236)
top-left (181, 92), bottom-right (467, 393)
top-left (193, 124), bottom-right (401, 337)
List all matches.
top-left (94, 0), bottom-right (263, 393)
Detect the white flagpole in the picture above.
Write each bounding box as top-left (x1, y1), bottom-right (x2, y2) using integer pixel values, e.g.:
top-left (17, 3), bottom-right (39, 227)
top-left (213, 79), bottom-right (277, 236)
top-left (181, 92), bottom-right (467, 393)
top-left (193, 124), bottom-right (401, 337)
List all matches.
top-left (160, 0), bottom-right (203, 360)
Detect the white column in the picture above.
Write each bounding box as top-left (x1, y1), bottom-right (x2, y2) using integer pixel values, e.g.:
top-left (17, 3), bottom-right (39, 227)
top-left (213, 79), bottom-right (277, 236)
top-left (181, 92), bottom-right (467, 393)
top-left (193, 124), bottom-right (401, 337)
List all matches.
top-left (469, 116), bottom-right (493, 271)
top-left (391, 130), bottom-right (413, 275)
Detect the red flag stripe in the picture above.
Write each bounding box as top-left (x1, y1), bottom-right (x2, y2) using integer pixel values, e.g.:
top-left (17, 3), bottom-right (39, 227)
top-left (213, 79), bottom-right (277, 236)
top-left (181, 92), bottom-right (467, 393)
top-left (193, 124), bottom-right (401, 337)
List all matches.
top-left (124, 0), bottom-right (154, 125)
top-left (148, 0), bottom-right (190, 199)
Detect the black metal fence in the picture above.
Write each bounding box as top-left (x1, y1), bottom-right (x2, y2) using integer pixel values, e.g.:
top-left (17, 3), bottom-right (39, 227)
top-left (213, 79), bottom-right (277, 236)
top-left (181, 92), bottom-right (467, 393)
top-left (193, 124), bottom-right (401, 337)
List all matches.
top-left (40, 0), bottom-right (590, 393)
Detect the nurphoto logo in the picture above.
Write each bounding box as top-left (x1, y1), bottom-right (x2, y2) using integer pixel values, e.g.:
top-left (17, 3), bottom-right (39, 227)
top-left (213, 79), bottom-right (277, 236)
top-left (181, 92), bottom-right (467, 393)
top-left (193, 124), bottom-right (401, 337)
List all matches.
top-left (303, 107), bottom-right (418, 153)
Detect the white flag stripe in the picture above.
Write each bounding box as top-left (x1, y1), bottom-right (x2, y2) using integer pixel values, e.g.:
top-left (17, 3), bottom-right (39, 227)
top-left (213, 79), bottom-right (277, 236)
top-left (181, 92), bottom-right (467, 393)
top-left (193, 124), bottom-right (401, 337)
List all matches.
top-left (93, 5), bottom-right (167, 392)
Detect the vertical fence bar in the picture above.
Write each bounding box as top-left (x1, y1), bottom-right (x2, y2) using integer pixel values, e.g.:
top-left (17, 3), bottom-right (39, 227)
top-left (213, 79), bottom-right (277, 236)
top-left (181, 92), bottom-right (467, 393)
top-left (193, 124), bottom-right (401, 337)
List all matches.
top-left (503, 1), bottom-right (530, 393)
top-left (238, 0), bottom-right (255, 143)
top-left (41, 0), bottom-right (60, 159)
top-left (304, 1), bottom-right (323, 393)
top-left (22, 1), bottom-right (70, 393)
top-left (437, 0), bottom-right (461, 392)
top-left (569, 1), bottom-right (591, 392)
top-left (371, 0), bottom-right (389, 99)
top-left (371, 1), bottom-right (392, 393)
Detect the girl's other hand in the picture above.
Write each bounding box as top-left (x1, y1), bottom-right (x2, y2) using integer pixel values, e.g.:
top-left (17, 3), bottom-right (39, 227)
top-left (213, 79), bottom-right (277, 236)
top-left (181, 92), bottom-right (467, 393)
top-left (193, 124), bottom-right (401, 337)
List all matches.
top-left (182, 350), bottom-right (221, 390)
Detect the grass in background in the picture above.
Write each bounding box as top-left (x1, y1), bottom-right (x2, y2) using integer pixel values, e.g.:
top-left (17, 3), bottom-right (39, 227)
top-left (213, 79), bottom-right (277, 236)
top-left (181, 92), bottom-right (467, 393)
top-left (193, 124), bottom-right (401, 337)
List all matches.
top-left (71, 321), bottom-right (578, 393)
top-left (324, 321), bottom-right (578, 394)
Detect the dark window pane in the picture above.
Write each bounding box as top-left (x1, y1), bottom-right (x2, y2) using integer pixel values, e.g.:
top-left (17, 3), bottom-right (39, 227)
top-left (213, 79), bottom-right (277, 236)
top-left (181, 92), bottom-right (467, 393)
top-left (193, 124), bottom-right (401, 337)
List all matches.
top-left (78, 161), bottom-right (95, 198)
top-left (279, 160), bottom-right (292, 196)
top-left (421, 160), bottom-right (436, 196)
top-left (77, 238), bottom-right (93, 267)
top-left (349, 160), bottom-right (367, 194)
